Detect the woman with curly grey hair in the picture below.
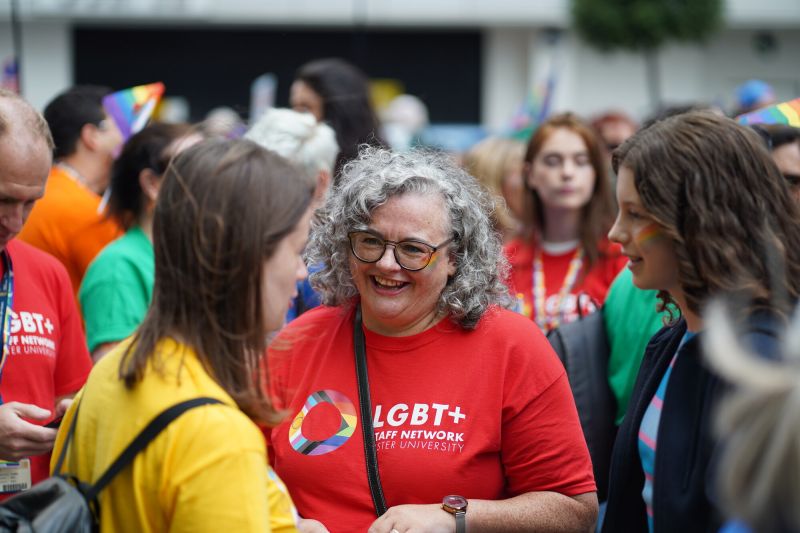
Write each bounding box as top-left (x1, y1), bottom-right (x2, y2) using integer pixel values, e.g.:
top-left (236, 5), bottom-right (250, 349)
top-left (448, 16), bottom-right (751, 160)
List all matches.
top-left (266, 147), bottom-right (598, 533)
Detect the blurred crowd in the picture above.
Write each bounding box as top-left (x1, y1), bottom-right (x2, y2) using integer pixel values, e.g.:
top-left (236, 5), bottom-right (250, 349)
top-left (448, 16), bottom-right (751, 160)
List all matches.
top-left (0, 56), bottom-right (798, 533)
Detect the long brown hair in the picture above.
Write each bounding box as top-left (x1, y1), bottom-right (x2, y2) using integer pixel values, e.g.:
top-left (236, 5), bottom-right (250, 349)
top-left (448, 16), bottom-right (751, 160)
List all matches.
top-left (613, 111), bottom-right (800, 322)
top-left (119, 138), bottom-right (313, 425)
top-left (523, 112), bottom-right (616, 269)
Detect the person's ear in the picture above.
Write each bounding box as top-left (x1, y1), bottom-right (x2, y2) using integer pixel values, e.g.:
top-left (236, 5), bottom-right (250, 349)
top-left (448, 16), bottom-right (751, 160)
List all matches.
top-left (139, 168), bottom-right (161, 203)
top-left (79, 123), bottom-right (102, 152)
top-left (447, 248), bottom-right (457, 277)
top-left (313, 170), bottom-right (331, 205)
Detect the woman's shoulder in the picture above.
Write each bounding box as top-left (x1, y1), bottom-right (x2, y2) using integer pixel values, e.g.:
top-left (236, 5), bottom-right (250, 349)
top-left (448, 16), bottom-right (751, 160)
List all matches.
top-left (173, 400), bottom-right (265, 451)
top-left (646, 319), bottom-right (686, 348)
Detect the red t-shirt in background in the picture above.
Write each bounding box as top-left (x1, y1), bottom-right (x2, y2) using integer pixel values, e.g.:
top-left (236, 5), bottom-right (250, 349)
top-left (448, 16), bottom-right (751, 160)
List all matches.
top-left (0, 240), bottom-right (92, 489)
top-left (267, 305), bottom-right (595, 533)
top-left (504, 238), bottom-right (627, 327)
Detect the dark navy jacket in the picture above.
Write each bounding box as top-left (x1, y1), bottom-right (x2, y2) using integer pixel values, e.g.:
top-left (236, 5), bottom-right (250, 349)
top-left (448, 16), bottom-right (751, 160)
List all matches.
top-left (601, 316), bottom-right (780, 533)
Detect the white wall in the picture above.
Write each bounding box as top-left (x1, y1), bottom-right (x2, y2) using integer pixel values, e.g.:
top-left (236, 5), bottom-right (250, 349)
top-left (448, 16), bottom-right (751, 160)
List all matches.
top-left (704, 29), bottom-right (800, 107)
top-left (3, 0), bottom-right (798, 27)
top-left (0, 20), bottom-right (71, 111)
top-left (481, 26), bottom-right (800, 130)
top-left (481, 28), bottom-right (530, 132)
top-left (1, 1), bottom-right (797, 127)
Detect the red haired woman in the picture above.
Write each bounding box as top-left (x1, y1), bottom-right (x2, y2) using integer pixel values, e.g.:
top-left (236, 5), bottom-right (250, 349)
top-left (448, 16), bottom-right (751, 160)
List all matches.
top-left (505, 112), bottom-right (626, 332)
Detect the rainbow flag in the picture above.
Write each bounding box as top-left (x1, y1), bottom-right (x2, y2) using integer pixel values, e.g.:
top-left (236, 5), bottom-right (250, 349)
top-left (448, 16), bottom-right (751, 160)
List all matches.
top-left (736, 97), bottom-right (800, 128)
top-left (103, 82), bottom-right (165, 141)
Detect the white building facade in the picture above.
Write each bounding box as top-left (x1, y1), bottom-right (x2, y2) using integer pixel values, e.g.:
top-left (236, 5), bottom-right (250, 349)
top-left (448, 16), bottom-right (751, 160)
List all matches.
top-left (1, 0), bottom-right (798, 129)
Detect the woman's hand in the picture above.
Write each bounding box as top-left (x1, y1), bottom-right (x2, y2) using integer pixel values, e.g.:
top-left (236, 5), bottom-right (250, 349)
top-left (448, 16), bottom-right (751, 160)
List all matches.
top-left (368, 504), bottom-right (454, 533)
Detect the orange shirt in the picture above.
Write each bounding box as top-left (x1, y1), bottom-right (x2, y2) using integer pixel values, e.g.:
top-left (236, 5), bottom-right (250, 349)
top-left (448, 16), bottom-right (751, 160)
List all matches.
top-left (19, 165), bottom-right (121, 294)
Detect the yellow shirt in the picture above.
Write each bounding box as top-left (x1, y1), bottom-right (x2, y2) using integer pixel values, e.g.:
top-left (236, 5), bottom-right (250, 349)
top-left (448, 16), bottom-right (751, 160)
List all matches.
top-left (51, 338), bottom-right (298, 533)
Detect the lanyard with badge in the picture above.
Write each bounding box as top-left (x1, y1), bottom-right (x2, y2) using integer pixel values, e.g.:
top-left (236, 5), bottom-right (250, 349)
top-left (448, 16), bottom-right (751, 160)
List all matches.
top-left (532, 247), bottom-right (584, 332)
top-left (0, 250), bottom-right (31, 494)
top-left (0, 249), bottom-right (15, 403)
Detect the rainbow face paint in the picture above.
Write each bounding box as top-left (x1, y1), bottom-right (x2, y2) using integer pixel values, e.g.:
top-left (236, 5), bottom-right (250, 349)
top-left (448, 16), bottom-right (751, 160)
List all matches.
top-left (635, 222), bottom-right (665, 248)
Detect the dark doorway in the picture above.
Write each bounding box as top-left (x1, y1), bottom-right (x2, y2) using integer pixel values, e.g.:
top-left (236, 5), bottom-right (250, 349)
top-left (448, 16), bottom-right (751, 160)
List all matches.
top-left (74, 25), bottom-right (482, 123)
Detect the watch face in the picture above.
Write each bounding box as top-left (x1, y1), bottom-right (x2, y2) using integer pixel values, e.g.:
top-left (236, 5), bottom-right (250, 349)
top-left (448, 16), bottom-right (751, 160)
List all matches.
top-left (443, 494), bottom-right (468, 511)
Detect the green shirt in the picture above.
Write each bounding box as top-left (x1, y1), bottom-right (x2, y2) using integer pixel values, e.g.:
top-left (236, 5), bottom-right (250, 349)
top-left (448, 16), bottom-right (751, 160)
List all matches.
top-left (604, 268), bottom-right (667, 425)
top-left (79, 226), bottom-right (154, 353)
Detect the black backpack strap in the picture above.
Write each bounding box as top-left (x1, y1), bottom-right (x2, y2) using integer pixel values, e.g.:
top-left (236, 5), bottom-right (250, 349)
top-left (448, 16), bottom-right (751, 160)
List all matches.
top-left (85, 397), bottom-right (223, 500)
top-left (353, 306), bottom-right (388, 516)
top-left (52, 398), bottom-right (83, 476)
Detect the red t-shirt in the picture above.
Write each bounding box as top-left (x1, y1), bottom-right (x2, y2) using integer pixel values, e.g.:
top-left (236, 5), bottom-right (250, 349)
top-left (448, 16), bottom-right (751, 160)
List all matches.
top-left (267, 305), bottom-right (595, 532)
top-left (0, 240), bottom-right (92, 489)
top-left (504, 238), bottom-right (627, 328)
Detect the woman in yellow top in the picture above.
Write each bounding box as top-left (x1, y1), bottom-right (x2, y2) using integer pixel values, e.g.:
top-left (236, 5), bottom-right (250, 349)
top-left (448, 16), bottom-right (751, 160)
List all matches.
top-left (51, 138), bottom-right (320, 532)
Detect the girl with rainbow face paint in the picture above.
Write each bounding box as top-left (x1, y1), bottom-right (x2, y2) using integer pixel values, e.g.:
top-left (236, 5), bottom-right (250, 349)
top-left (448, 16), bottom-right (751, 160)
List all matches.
top-left (608, 167), bottom-right (680, 304)
top-left (602, 111), bottom-right (800, 533)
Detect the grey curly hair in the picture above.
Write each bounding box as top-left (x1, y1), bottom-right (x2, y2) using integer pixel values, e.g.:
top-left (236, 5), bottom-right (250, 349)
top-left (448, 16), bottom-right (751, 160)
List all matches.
top-left (306, 146), bottom-right (512, 329)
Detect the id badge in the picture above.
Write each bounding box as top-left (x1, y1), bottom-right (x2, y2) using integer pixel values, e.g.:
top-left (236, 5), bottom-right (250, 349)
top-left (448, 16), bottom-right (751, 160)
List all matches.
top-left (0, 459), bottom-right (32, 493)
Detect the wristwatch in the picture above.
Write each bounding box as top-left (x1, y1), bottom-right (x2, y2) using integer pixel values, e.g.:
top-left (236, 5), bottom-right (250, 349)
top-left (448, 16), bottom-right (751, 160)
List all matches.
top-left (442, 494), bottom-right (468, 533)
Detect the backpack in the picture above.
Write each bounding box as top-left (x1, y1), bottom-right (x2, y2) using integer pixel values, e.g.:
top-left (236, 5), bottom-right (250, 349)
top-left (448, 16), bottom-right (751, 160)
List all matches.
top-left (0, 397), bottom-right (223, 532)
top-left (546, 307), bottom-right (617, 502)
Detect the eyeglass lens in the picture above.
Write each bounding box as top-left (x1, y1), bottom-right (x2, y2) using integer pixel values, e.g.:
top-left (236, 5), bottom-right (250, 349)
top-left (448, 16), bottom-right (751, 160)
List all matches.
top-left (349, 232), bottom-right (434, 270)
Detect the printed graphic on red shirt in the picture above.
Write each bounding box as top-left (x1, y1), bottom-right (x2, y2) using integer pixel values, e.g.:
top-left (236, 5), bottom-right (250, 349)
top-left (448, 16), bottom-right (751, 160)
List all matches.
top-left (289, 390), bottom-right (357, 456)
top-left (6, 309), bottom-right (58, 358)
top-left (288, 393), bottom-right (469, 456)
top-left (373, 402), bottom-right (467, 454)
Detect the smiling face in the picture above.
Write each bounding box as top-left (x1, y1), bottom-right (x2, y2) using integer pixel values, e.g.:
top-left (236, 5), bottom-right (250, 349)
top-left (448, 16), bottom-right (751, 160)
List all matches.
top-left (528, 127), bottom-right (596, 212)
top-left (608, 166), bottom-right (680, 294)
top-left (350, 192), bottom-right (456, 337)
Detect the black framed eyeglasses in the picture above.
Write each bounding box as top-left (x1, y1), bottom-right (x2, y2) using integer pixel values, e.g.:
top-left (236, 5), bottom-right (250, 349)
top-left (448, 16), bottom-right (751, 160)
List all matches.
top-left (348, 230), bottom-right (454, 271)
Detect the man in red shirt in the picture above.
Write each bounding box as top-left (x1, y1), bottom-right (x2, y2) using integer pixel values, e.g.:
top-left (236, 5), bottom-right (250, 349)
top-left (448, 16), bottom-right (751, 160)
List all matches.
top-left (0, 89), bottom-right (92, 494)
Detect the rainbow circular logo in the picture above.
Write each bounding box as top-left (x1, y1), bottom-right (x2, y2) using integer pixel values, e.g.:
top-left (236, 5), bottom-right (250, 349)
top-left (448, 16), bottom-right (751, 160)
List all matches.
top-left (289, 390), bottom-right (357, 456)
